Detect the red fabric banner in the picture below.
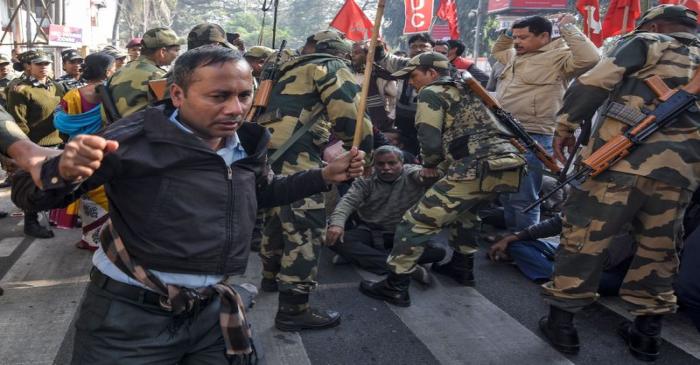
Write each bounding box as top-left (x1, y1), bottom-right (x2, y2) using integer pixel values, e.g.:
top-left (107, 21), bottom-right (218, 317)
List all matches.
top-left (601, 0), bottom-right (641, 39)
top-left (330, 0), bottom-right (374, 41)
top-left (576, 0), bottom-right (603, 46)
top-left (659, 0), bottom-right (700, 22)
top-left (404, 0), bottom-right (434, 34)
top-left (436, 0), bottom-right (460, 39)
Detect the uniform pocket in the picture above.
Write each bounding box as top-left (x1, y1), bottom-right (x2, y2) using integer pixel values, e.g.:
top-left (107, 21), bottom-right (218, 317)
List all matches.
top-left (478, 153), bottom-right (526, 193)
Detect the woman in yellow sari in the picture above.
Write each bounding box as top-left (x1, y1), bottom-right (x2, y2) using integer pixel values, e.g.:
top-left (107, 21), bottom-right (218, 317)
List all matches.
top-left (53, 53), bottom-right (116, 250)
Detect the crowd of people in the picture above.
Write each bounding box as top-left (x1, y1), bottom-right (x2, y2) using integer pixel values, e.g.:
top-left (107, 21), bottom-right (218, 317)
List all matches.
top-left (0, 4), bottom-right (698, 364)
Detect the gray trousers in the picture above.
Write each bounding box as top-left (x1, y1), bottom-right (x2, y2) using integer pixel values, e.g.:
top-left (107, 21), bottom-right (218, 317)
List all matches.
top-left (71, 279), bottom-right (256, 365)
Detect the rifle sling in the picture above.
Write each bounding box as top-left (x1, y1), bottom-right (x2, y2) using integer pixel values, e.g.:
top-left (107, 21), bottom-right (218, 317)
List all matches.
top-left (268, 107), bottom-right (324, 165)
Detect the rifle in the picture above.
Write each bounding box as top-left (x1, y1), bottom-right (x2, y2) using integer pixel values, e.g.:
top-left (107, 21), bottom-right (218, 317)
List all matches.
top-left (463, 77), bottom-right (561, 174)
top-left (523, 70), bottom-right (700, 213)
top-left (245, 40), bottom-right (286, 122)
top-left (96, 84), bottom-right (121, 124)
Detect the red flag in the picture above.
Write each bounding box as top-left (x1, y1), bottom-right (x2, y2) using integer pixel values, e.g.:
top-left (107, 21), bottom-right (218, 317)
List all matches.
top-left (576, 0), bottom-right (603, 46)
top-left (404, 0), bottom-right (434, 34)
top-left (330, 0), bottom-right (374, 41)
top-left (436, 0), bottom-right (460, 39)
top-left (659, 0), bottom-right (700, 22)
top-left (601, 0), bottom-right (641, 39)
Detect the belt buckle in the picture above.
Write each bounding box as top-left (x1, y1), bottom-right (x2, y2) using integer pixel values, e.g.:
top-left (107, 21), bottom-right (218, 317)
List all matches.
top-left (158, 296), bottom-right (172, 311)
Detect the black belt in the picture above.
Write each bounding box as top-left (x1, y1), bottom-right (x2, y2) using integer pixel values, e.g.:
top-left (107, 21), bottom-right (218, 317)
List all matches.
top-left (89, 267), bottom-right (167, 308)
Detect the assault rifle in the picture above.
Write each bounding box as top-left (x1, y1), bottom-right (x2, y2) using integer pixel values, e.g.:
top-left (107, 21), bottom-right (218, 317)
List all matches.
top-left (245, 40), bottom-right (286, 122)
top-left (463, 77), bottom-right (561, 175)
top-left (96, 84), bottom-right (121, 125)
top-left (523, 70), bottom-right (700, 213)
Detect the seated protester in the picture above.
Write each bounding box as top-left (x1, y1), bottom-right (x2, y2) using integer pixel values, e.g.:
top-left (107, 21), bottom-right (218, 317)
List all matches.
top-left (53, 53), bottom-right (117, 251)
top-left (488, 214), bottom-right (635, 296)
top-left (326, 146), bottom-right (445, 284)
top-left (675, 225), bottom-right (700, 333)
top-left (382, 128), bottom-right (418, 164)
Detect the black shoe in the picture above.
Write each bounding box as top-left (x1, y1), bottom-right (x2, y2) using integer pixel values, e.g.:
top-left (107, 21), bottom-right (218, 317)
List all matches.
top-left (260, 277), bottom-right (278, 292)
top-left (539, 306), bottom-right (580, 355)
top-left (410, 265), bottom-right (432, 286)
top-left (0, 179), bottom-right (10, 189)
top-left (431, 252), bottom-right (475, 286)
top-left (275, 307), bottom-right (341, 332)
top-left (0, 286), bottom-right (3, 296)
top-left (24, 215), bottom-right (54, 239)
top-left (0, 211), bottom-right (7, 219)
top-left (618, 315), bottom-right (662, 362)
top-left (359, 273), bottom-right (411, 307)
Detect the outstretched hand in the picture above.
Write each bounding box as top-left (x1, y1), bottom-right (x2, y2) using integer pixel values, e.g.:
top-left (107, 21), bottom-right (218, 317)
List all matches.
top-left (59, 135), bottom-right (119, 182)
top-left (322, 147), bottom-right (366, 184)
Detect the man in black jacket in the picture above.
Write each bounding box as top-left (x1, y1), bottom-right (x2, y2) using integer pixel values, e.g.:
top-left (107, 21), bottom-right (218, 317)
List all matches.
top-left (11, 46), bottom-right (365, 364)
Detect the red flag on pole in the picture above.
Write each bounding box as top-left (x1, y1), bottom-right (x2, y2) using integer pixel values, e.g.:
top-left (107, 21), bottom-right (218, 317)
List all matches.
top-left (404, 0), bottom-right (434, 34)
top-left (576, 0), bottom-right (603, 46)
top-left (659, 0), bottom-right (700, 22)
top-left (436, 0), bottom-right (460, 39)
top-left (330, 0), bottom-right (374, 41)
top-left (601, 0), bottom-right (641, 39)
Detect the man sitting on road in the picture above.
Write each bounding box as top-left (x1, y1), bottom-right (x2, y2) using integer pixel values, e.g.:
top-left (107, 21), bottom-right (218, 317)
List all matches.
top-left (326, 145), bottom-right (445, 284)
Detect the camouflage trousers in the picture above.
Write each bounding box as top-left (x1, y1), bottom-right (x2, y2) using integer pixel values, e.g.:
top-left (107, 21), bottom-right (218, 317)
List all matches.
top-left (542, 171), bottom-right (692, 315)
top-left (388, 166), bottom-right (522, 275)
top-left (260, 193), bottom-right (326, 295)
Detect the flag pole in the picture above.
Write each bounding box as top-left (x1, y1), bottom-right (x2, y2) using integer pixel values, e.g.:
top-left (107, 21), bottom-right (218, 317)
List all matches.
top-left (622, 5), bottom-right (630, 33)
top-left (352, 0), bottom-right (386, 148)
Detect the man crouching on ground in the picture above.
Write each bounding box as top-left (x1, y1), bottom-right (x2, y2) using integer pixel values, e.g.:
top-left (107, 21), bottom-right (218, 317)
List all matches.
top-left (11, 45), bottom-right (365, 364)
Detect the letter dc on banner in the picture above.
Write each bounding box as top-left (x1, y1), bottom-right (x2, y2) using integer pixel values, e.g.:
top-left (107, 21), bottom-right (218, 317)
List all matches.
top-left (404, 0), bottom-right (434, 34)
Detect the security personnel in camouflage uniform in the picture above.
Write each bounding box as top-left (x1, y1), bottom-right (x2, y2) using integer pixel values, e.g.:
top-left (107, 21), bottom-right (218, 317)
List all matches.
top-left (359, 52), bottom-right (526, 307)
top-left (104, 27), bottom-right (184, 119)
top-left (259, 34), bottom-right (373, 331)
top-left (101, 45), bottom-right (128, 70)
top-left (7, 50), bottom-right (61, 239)
top-left (244, 46), bottom-right (275, 83)
top-left (187, 23), bottom-right (238, 50)
top-left (0, 54), bottom-right (17, 109)
top-left (540, 5), bottom-right (700, 361)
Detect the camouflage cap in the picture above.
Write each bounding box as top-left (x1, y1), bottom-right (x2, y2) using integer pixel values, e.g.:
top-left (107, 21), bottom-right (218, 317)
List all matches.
top-left (29, 50), bottom-right (52, 64)
top-left (637, 4), bottom-right (698, 28)
top-left (102, 45), bottom-right (127, 59)
top-left (315, 39), bottom-right (353, 55)
top-left (391, 52), bottom-right (450, 78)
top-left (61, 49), bottom-right (83, 61)
top-left (141, 27), bottom-right (186, 49)
top-left (126, 37), bottom-right (142, 49)
top-left (188, 23), bottom-right (235, 50)
top-left (309, 29), bottom-right (344, 43)
top-left (0, 54), bottom-right (11, 64)
top-left (244, 46), bottom-right (275, 59)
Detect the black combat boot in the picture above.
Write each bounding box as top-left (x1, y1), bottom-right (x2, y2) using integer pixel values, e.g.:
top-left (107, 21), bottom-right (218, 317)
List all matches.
top-left (274, 292), bottom-right (341, 332)
top-left (539, 306), bottom-right (580, 354)
top-left (260, 277), bottom-right (278, 292)
top-left (618, 315), bottom-right (662, 362)
top-left (359, 272), bottom-right (411, 307)
top-left (431, 252), bottom-right (475, 286)
top-left (24, 211), bottom-right (54, 239)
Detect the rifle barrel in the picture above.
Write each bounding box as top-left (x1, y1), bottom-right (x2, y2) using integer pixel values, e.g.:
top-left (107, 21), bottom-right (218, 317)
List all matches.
top-left (522, 168), bottom-right (590, 213)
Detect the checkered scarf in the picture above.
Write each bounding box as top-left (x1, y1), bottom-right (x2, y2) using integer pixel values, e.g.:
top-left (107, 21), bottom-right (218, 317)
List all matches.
top-left (99, 220), bottom-right (253, 356)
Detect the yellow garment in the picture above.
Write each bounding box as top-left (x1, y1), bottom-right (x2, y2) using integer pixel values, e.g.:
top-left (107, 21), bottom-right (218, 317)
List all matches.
top-left (62, 88), bottom-right (110, 213)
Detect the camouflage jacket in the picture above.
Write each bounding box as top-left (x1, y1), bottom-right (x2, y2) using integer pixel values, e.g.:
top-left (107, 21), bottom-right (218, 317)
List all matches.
top-left (105, 55), bottom-right (166, 118)
top-left (6, 76), bottom-right (61, 146)
top-left (263, 54), bottom-right (373, 175)
top-left (416, 78), bottom-right (522, 176)
top-left (557, 31), bottom-right (700, 191)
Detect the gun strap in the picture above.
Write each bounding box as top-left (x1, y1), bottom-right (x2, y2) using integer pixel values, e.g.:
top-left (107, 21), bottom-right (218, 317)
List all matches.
top-left (268, 106), bottom-right (324, 165)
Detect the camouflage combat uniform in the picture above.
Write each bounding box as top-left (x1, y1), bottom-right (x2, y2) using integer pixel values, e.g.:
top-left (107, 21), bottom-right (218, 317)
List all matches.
top-left (104, 27), bottom-right (184, 119)
top-left (544, 17), bottom-right (700, 315)
top-left (385, 54), bottom-right (526, 275)
top-left (259, 42), bottom-right (373, 303)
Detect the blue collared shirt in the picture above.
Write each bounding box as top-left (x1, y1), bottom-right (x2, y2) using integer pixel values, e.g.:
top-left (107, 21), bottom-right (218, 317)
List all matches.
top-left (93, 109), bottom-right (248, 289)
